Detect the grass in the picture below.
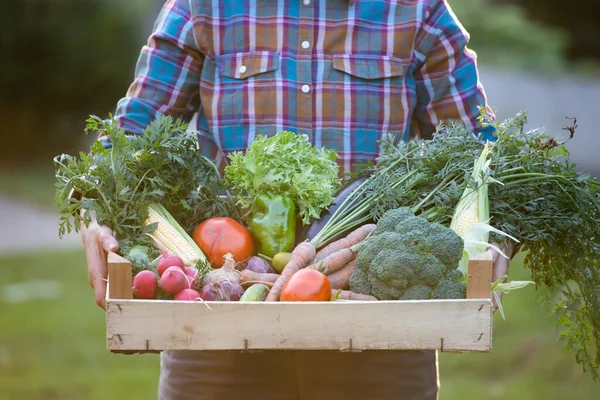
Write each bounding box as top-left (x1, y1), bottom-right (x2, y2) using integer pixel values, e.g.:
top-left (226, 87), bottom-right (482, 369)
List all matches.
top-left (0, 250), bottom-right (160, 400)
top-left (438, 252), bottom-right (600, 399)
top-left (0, 250), bottom-right (598, 399)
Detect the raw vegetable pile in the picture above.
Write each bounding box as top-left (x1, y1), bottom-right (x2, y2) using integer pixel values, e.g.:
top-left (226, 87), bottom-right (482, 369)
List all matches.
top-left (55, 111), bottom-right (600, 380)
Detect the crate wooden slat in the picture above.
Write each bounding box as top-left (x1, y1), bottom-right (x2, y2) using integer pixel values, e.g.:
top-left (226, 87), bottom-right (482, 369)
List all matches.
top-left (105, 251), bottom-right (494, 353)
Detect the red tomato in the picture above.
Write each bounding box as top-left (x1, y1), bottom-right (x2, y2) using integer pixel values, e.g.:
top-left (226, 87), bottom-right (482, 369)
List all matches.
top-left (280, 269), bottom-right (332, 302)
top-left (193, 217), bottom-right (255, 268)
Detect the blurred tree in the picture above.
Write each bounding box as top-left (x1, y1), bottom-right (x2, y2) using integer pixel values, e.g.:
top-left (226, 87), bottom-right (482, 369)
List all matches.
top-left (0, 0), bottom-right (156, 166)
top-left (500, 0), bottom-right (600, 62)
top-left (449, 0), bottom-right (569, 71)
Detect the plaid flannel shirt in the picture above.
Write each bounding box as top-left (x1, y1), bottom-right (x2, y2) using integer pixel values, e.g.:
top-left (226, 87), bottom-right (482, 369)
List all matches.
top-left (112, 0), bottom-right (495, 175)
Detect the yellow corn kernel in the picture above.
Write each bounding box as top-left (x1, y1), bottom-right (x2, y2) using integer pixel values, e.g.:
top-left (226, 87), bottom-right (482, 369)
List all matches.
top-left (452, 197), bottom-right (479, 238)
top-left (144, 204), bottom-right (205, 267)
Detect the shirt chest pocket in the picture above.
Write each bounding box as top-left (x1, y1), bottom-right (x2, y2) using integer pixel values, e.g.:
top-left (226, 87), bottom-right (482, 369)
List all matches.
top-left (212, 51), bottom-right (281, 131)
top-left (330, 54), bottom-right (410, 132)
top-left (332, 54), bottom-right (407, 80)
top-left (216, 51), bottom-right (280, 80)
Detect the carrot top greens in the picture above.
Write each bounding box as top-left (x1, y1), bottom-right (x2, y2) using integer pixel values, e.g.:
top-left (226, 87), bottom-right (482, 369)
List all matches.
top-left (343, 110), bottom-right (600, 381)
top-left (54, 115), bottom-right (238, 259)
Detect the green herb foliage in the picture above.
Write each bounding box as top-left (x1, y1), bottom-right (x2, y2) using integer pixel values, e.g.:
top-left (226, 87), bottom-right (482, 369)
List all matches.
top-left (224, 130), bottom-right (341, 225)
top-left (361, 111), bottom-right (600, 380)
top-left (54, 115), bottom-right (239, 261)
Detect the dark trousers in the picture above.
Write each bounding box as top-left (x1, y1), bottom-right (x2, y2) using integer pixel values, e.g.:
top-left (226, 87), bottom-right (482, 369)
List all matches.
top-left (158, 350), bottom-right (439, 400)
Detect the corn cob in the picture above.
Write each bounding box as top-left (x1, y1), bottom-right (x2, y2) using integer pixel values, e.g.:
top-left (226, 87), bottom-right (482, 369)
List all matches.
top-left (144, 203), bottom-right (207, 267)
top-left (450, 144), bottom-right (492, 276)
top-left (449, 143), bottom-right (519, 275)
top-left (450, 143), bottom-right (491, 240)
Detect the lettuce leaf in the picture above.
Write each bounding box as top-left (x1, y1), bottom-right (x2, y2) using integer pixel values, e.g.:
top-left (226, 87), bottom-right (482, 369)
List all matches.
top-left (224, 131), bottom-right (341, 224)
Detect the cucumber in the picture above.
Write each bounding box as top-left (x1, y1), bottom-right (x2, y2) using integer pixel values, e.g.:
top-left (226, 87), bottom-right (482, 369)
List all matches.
top-left (239, 284), bottom-right (269, 302)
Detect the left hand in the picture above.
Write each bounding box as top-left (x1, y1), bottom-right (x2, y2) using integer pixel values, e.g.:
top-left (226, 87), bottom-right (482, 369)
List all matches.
top-left (489, 241), bottom-right (514, 312)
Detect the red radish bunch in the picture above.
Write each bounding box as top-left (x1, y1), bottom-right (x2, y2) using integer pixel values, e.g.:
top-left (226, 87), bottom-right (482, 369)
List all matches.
top-left (175, 288), bottom-right (202, 301)
top-left (133, 270), bottom-right (158, 299)
top-left (155, 250), bottom-right (185, 278)
top-left (160, 266), bottom-right (190, 294)
top-left (184, 267), bottom-right (199, 288)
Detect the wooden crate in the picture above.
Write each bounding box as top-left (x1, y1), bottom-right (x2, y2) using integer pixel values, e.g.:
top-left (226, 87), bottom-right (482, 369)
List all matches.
top-left (105, 251), bottom-right (493, 353)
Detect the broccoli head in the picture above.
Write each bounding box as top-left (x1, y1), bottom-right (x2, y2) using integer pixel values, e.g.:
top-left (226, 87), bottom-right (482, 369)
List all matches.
top-left (372, 207), bottom-right (415, 235)
top-left (372, 207), bottom-right (464, 269)
top-left (400, 285), bottom-right (432, 300)
top-left (427, 222), bottom-right (464, 270)
top-left (348, 207), bottom-right (466, 300)
top-left (432, 280), bottom-right (467, 300)
top-left (444, 268), bottom-right (465, 283)
top-left (409, 253), bottom-right (444, 287)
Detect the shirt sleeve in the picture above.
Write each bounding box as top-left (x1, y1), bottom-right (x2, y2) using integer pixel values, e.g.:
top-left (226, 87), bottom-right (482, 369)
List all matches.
top-left (113, 0), bottom-right (203, 136)
top-left (412, 0), bottom-right (496, 141)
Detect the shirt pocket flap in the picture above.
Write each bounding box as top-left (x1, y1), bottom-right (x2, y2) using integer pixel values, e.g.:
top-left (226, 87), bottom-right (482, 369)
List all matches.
top-left (216, 51), bottom-right (280, 79)
top-left (332, 55), bottom-right (407, 80)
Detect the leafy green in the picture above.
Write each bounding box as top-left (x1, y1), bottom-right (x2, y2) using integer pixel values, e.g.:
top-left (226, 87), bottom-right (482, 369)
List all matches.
top-left (224, 130), bottom-right (341, 225)
top-left (54, 115), bottom-right (239, 262)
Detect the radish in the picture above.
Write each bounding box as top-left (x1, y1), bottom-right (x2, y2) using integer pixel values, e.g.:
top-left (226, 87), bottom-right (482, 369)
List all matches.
top-left (149, 234), bottom-right (185, 276)
top-left (132, 270), bottom-right (158, 299)
top-left (184, 267), bottom-right (199, 288)
top-left (175, 288), bottom-right (202, 301)
top-left (157, 255), bottom-right (185, 277)
top-left (160, 266), bottom-right (188, 294)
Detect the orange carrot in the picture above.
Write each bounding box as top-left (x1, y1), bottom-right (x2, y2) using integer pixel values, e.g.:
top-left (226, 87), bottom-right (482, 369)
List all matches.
top-left (333, 289), bottom-right (377, 301)
top-left (313, 224), bottom-right (376, 263)
top-left (308, 248), bottom-right (356, 275)
top-left (327, 261), bottom-right (355, 289)
top-left (265, 241), bottom-right (316, 302)
top-left (240, 270), bottom-right (279, 284)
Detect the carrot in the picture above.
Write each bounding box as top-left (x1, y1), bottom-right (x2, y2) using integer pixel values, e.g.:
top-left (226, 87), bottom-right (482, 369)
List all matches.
top-left (241, 280), bottom-right (274, 288)
top-left (308, 248), bottom-right (356, 275)
top-left (239, 269), bottom-right (279, 284)
top-left (313, 224), bottom-right (376, 263)
top-left (265, 241), bottom-right (316, 302)
top-left (332, 289), bottom-right (378, 301)
top-left (327, 261), bottom-right (355, 289)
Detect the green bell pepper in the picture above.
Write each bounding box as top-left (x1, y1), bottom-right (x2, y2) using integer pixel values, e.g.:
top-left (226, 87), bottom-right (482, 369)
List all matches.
top-left (249, 195), bottom-right (296, 258)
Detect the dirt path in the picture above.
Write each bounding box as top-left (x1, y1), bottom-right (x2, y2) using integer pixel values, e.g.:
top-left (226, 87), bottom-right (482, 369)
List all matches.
top-left (0, 194), bottom-right (81, 254)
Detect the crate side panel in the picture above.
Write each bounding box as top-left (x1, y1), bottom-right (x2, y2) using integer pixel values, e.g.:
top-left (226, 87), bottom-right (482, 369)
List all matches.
top-left (106, 300), bottom-right (492, 352)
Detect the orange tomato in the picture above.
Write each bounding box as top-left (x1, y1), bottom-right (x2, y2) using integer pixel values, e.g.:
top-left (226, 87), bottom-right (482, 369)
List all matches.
top-left (280, 268), bottom-right (332, 302)
top-left (193, 217), bottom-right (255, 268)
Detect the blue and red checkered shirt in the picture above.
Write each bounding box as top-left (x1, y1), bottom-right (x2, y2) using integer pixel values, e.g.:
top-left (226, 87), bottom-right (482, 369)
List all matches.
top-left (112, 0), bottom-right (496, 175)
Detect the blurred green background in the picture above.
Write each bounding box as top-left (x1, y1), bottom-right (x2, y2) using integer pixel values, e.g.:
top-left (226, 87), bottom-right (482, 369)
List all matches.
top-left (1, 0), bottom-right (599, 398)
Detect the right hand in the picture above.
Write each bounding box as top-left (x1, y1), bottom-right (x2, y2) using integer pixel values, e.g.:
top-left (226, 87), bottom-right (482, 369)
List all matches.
top-left (81, 210), bottom-right (119, 310)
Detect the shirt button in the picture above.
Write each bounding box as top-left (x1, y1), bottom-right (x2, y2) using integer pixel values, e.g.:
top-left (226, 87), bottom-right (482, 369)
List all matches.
top-left (303, 0), bottom-right (310, 5)
top-left (301, 84), bottom-right (310, 93)
top-left (239, 65), bottom-right (247, 74)
top-left (301, 40), bottom-right (310, 50)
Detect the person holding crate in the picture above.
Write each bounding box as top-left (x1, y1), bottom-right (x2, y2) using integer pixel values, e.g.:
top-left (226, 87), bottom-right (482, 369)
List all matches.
top-left (81, 0), bottom-right (510, 399)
